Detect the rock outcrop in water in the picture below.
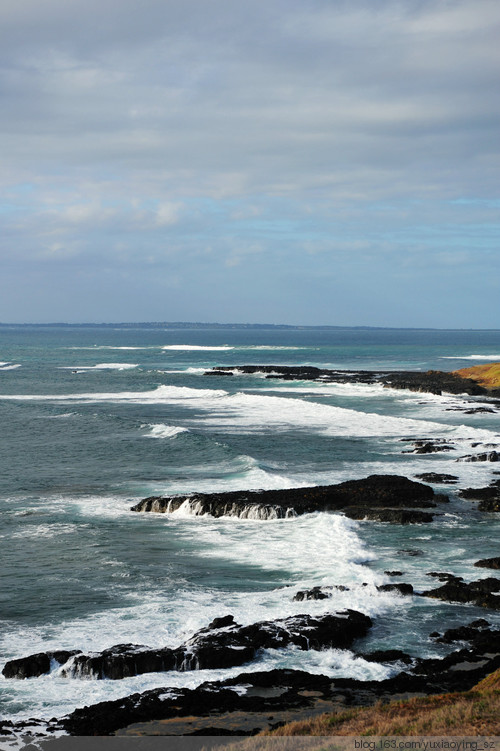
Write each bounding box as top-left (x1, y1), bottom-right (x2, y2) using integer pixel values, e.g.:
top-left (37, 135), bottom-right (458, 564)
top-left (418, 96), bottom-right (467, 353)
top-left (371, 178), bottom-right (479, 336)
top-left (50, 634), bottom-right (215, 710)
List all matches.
top-left (131, 474), bottom-right (441, 524)
top-left (3, 617), bottom-right (500, 738)
top-left (421, 575), bottom-right (500, 610)
top-left (2, 610), bottom-right (372, 681)
top-left (414, 472), bottom-right (459, 484)
top-left (475, 557), bottom-right (500, 570)
top-left (1, 650), bottom-right (80, 680)
top-left (4, 621), bottom-right (500, 737)
top-left (458, 479), bottom-right (500, 511)
top-left (205, 365), bottom-right (492, 396)
top-left (457, 451), bottom-right (500, 462)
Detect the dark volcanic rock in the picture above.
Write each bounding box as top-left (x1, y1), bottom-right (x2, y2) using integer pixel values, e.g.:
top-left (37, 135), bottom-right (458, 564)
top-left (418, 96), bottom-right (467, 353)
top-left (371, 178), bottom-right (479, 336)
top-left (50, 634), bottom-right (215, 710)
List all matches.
top-left (475, 557), bottom-right (500, 570)
top-left (61, 644), bottom-right (185, 680)
top-left (208, 615), bottom-right (236, 629)
top-left (458, 451), bottom-right (500, 463)
top-left (437, 621), bottom-right (498, 648)
top-left (477, 498), bottom-right (500, 512)
top-left (463, 407), bottom-right (496, 414)
top-left (293, 586), bottom-right (332, 601)
top-left (359, 649), bottom-right (413, 664)
top-left (292, 584), bottom-right (350, 601)
top-left (381, 370), bottom-right (486, 396)
top-left (344, 507), bottom-right (434, 524)
top-left (459, 483), bottom-right (500, 500)
top-left (414, 472), bottom-right (459, 484)
top-left (3, 610), bottom-right (372, 682)
top-left (8, 620), bottom-right (500, 737)
top-left (48, 638), bottom-right (500, 736)
top-left (206, 366), bottom-right (488, 397)
top-left (422, 576), bottom-right (500, 610)
top-left (131, 474), bottom-right (439, 524)
top-left (1, 650), bottom-right (81, 679)
top-left (459, 480), bottom-right (500, 511)
top-left (384, 570), bottom-right (403, 576)
top-left (398, 548), bottom-right (424, 556)
top-left (376, 583), bottom-right (413, 596)
top-left (403, 440), bottom-right (454, 454)
top-left (426, 572), bottom-right (463, 584)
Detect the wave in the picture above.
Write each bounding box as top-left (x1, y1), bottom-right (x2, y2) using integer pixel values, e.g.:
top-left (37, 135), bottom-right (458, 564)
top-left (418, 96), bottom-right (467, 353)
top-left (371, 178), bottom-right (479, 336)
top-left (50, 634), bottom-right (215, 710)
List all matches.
top-left (144, 423), bottom-right (189, 439)
top-left (10, 523), bottom-right (85, 540)
top-left (2, 384), bottom-right (498, 444)
top-left (162, 345), bottom-right (234, 351)
top-left (69, 346), bottom-right (154, 351)
top-left (243, 346), bottom-right (307, 350)
top-left (60, 363), bottom-right (139, 371)
top-left (440, 355), bottom-right (500, 360)
top-left (0, 362), bottom-right (21, 370)
top-left (159, 367), bottom-right (209, 374)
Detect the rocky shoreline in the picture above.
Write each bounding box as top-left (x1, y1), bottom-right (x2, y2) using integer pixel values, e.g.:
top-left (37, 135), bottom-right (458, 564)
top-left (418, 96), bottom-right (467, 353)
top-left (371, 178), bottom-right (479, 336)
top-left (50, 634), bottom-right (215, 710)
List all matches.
top-left (4, 469), bottom-right (500, 738)
top-left (4, 351), bottom-right (500, 744)
top-left (204, 364), bottom-right (500, 397)
top-left (3, 616), bottom-right (500, 737)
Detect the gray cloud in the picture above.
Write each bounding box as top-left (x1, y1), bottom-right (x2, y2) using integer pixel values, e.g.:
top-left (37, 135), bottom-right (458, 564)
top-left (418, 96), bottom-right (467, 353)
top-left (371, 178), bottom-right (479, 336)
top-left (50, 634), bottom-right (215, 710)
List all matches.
top-left (0, 0), bottom-right (499, 324)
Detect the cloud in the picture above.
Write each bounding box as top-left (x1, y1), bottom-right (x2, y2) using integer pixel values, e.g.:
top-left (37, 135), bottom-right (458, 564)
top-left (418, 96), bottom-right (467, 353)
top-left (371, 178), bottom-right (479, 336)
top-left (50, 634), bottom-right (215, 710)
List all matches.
top-left (0, 0), bottom-right (499, 324)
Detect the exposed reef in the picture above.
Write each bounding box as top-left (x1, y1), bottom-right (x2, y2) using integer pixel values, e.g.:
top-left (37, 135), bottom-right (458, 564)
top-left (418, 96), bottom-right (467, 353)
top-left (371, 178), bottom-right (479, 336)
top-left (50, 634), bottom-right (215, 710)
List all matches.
top-left (2, 610), bottom-right (372, 681)
top-left (421, 575), bottom-right (500, 610)
top-left (204, 365), bottom-right (500, 396)
top-left (414, 472), bottom-right (459, 484)
top-left (131, 474), bottom-right (442, 524)
top-left (4, 620), bottom-right (500, 737)
top-left (475, 557), bottom-right (500, 570)
top-left (459, 479), bottom-right (500, 511)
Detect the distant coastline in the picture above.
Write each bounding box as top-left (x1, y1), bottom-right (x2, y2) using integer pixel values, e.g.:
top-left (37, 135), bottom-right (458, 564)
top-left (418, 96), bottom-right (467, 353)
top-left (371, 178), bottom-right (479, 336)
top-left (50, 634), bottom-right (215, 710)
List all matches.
top-left (0, 322), bottom-right (499, 331)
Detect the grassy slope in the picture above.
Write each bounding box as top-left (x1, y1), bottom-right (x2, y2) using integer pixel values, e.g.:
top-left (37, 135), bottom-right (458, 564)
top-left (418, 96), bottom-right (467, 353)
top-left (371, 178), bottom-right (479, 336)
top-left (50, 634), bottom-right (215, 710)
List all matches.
top-left (263, 669), bottom-right (500, 737)
top-left (454, 363), bottom-right (500, 390)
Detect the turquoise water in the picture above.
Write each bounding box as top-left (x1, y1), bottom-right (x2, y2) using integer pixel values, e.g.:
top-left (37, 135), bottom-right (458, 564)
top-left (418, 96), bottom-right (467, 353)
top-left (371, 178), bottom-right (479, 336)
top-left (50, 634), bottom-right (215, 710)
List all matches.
top-left (1, 326), bottom-right (500, 722)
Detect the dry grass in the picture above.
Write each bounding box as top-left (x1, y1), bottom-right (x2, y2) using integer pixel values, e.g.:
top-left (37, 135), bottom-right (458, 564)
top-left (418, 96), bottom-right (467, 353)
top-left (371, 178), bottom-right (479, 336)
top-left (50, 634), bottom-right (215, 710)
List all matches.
top-left (262, 671), bottom-right (500, 737)
top-left (264, 693), bottom-right (500, 736)
top-left (208, 673), bottom-right (500, 751)
top-left (473, 667), bottom-right (500, 692)
top-left (454, 363), bottom-right (500, 390)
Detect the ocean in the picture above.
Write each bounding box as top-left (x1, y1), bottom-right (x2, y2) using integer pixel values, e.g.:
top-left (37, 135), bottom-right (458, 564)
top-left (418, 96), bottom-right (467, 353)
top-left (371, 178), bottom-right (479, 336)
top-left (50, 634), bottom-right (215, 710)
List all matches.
top-left (1, 325), bottom-right (500, 725)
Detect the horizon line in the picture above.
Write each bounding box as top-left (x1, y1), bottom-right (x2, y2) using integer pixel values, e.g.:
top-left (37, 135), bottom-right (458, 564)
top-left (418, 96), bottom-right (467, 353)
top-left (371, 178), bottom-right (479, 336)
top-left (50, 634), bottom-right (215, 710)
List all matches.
top-left (0, 321), bottom-right (499, 332)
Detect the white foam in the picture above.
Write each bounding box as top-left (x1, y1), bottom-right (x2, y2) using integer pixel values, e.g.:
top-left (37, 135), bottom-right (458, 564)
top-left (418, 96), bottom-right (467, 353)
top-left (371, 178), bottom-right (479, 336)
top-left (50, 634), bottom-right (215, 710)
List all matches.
top-left (0, 510), bottom-right (392, 724)
top-left (2, 384), bottom-right (497, 445)
top-left (10, 523), bottom-right (85, 540)
top-left (0, 640), bottom-right (393, 724)
top-left (171, 512), bottom-right (378, 583)
top-left (440, 355), bottom-right (500, 360)
top-left (252, 382), bottom-right (389, 398)
top-left (69, 346), bottom-right (155, 350)
top-left (144, 423), bottom-right (189, 439)
top-left (0, 384), bottom-right (228, 403)
top-left (255, 645), bottom-right (394, 682)
top-left (45, 412), bottom-right (79, 419)
top-left (0, 363), bottom-right (21, 370)
top-left (162, 345), bottom-right (234, 351)
top-left (60, 363), bottom-right (139, 371)
top-left (160, 367), bottom-right (209, 374)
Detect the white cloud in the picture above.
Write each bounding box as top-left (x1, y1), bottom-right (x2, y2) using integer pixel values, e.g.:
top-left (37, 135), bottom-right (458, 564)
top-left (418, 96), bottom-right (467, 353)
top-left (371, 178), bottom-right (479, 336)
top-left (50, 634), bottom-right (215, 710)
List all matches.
top-left (155, 202), bottom-right (182, 226)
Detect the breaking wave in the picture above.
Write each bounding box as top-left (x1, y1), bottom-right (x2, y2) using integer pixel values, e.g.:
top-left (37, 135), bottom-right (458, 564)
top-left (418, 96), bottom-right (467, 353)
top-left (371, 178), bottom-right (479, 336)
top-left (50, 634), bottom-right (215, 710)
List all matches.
top-left (440, 354), bottom-right (500, 360)
top-left (144, 424), bottom-right (189, 439)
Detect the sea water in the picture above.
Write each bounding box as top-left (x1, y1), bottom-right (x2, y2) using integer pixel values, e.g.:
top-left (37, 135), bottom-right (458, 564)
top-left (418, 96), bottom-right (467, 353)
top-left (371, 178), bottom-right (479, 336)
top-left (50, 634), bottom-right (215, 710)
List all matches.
top-left (1, 325), bottom-right (500, 723)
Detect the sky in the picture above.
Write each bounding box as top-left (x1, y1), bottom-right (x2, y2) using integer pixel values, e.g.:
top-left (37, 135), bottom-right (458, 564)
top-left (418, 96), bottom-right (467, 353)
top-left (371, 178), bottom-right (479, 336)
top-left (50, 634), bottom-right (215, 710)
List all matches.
top-left (0, 0), bottom-right (499, 327)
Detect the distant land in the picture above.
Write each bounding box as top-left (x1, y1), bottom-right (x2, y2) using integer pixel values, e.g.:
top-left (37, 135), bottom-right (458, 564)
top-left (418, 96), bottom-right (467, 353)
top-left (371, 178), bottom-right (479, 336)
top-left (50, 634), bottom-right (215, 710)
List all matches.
top-left (0, 322), bottom-right (498, 331)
